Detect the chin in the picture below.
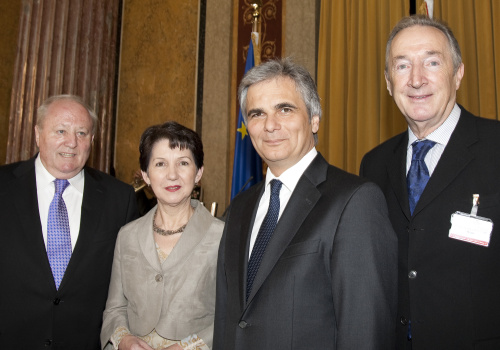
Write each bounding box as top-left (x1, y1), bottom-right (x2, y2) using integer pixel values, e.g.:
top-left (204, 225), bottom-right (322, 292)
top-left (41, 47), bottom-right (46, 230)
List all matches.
top-left (58, 165), bottom-right (82, 176)
top-left (405, 108), bottom-right (433, 120)
top-left (410, 113), bottom-right (435, 122)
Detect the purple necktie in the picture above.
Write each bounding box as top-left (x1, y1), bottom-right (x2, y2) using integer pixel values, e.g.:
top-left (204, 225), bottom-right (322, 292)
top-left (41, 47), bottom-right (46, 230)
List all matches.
top-left (407, 140), bottom-right (436, 215)
top-left (47, 179), bottom-right (72, 289)
top-left (246, 179), bottom-right (282, 301)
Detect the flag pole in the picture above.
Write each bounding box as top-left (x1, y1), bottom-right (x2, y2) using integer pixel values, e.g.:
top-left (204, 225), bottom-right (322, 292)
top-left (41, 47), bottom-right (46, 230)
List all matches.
top-left (230, 1), bottom-right (264, 200)
top-left (418, 0), bottom-right (434, 18)
top-left (251, 1), bottom-right (262, 33)
top-left (251, 1), bottom-right (262, 65)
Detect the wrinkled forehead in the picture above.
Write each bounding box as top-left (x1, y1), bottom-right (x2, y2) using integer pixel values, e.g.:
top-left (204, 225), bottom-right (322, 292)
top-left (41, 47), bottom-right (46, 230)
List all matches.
top-left (44, 100), bottom-right (93, 127)
top-left (390, 26), bottom-right (450, 57)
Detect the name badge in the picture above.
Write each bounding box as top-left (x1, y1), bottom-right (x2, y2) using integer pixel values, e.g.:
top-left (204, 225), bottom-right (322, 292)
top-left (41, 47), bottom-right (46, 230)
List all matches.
top-left (449, 194), bottom-right (493, 247)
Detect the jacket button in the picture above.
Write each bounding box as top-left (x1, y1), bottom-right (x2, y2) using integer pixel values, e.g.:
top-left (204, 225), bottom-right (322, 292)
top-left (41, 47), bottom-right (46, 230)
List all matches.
top-left (408, 270), bottom-right (417, 279)
top-left (155, 274), bottom-right (163, 282)
top-left (400, 316), bottom-right (408, 325)
top-left (238, 320), bottom-right (248, 329)
top-left (44, 339), bottom-right (52, 346)
top-left (53, 298), bottom-right (61, 305)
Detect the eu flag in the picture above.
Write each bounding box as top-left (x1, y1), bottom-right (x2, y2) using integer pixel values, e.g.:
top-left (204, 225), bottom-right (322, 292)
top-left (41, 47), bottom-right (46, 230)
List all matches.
top-left (231, 38), bottom-right (263, 200)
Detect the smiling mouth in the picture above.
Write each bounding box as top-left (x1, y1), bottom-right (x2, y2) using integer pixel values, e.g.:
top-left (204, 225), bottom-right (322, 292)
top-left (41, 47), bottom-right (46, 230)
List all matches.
top-left (264, 139), bottom-right (285, 145)
top-left (409, 94), bottom-right (431, 100)
top-left (60, 152), bottom-right (75, 157)
top-left (166, 186), bottom-right (181, 192)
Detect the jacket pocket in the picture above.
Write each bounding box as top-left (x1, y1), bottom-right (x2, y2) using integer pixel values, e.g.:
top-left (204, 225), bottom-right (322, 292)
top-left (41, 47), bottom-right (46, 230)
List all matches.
top-left (280, 239), bottom-right (320, 260)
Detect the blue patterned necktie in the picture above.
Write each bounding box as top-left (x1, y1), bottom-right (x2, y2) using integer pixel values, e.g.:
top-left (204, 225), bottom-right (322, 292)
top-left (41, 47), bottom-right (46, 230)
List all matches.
top-left (246, 179), bottom-right (282, 301)
top-left (47, 179), bottom-right (72, 289)
top-left (407, 140), bottom-right (436, 215)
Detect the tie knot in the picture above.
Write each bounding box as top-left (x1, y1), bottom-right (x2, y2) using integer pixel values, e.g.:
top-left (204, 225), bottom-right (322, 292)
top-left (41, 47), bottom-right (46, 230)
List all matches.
top-left (270, 179), bottom-right (282, 196)
top-left (54, 179), bottom-right (70, 195)
top-left (412, 140), bottom-right (436, 161)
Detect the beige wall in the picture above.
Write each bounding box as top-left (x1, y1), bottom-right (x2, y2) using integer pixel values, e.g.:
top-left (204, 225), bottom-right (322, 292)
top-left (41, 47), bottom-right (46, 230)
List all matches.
top-left (0, 0), bottom-right (320, 214)
top-left (114, 0), bottom-right (321, 213)
top-left (206, 0), bottom-right (320, 212)
top-left (201, 0), bottom-right (234, 212)
top-left (283, 0), bottom-right (320, 79)
top-left (0, 1), bottom-right (21, 165)
top-left (114, 0), bottom-right (200, 184)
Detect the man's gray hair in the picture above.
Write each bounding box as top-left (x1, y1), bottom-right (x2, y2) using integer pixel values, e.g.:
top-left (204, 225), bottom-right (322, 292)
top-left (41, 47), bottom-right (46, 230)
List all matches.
top-left (385, 15), bottom-right (462, 74)
top-left (238, 57), bottom-right (322, 144)
top-left (36, 94), bottom-right (99, 135)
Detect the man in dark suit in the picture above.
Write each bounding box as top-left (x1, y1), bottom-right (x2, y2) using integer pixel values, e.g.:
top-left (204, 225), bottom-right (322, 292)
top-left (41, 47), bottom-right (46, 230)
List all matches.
top-left (360, 15), bottom-right (500, 349)
top-left (214, 58), bottom-right (397, 349)
top-left (0, 95), bottom-right (139, 349)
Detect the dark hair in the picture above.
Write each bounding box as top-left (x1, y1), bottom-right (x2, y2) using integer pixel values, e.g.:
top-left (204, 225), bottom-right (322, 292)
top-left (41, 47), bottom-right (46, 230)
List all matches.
top-left (238, 57), bottom-right (322, 144)
top-left (139, 121), bottom-right (204, 172)
top-left (37, 94), bottom-right (99, 135)
top-left (385, 15), bottom-right (462, 73)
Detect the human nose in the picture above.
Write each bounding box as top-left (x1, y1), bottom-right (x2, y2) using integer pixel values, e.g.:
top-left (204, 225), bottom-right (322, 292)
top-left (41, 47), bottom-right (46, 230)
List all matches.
top-left (166, 164), bottom-right (178, 180)
top-left (408, 65), bottom-right (427, 88)
top-left (264, 113), bottom-right (281, 132)
top-left (64, 132), bottom-right (77, 148)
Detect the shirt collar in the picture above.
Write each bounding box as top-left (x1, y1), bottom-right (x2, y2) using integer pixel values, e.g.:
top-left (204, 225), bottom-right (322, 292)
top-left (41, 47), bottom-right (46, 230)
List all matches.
top-left (265, 147), bottom-right (318, 193)
top-left (35, 154), bottom-right (85, 193)
top-left (407, 103), bottom-right (461, 149)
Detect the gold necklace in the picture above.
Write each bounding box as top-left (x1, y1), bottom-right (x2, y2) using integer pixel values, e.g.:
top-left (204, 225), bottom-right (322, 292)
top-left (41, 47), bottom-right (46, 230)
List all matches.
top-left (153, 209), bottom-right (187, 236)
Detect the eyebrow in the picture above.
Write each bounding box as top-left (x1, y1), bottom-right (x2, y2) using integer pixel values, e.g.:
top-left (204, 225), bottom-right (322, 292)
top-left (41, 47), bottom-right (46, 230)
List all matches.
top-left (152, 155), bottom-right (192, 161)
top-left (275, 102), bottom-right (297, 110)
top-left (393, 55), bottom-right (409, 61)
top-left (393, 50), bottom-right (443, 61)
top-left (247, 102), bottom-right (298, 116)
top-left (247, 107), bottom-right (264, 116)
top-left (425, 50), bottom-right (443, 57)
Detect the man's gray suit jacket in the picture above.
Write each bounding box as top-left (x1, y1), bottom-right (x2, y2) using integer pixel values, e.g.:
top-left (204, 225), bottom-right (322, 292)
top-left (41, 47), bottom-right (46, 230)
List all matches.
top-left (214, 153), bottom-right (398, 350)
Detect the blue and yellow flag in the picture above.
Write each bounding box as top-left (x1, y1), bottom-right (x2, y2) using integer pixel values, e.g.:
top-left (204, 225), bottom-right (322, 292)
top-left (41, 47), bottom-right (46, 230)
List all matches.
top-left (231, 37), bottom-right (263, 200)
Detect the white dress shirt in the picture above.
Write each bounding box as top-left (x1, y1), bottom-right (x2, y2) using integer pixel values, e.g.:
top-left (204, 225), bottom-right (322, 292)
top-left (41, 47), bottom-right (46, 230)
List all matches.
top-left (406, 104), bottom-right (461, 176)
top-left (35, 155), bottom-right (85, 250)
top-left (248, 147), bottom-right (318, 257)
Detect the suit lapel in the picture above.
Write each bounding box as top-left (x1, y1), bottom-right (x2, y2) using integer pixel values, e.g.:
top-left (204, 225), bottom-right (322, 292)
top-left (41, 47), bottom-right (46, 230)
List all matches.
top-left (59, 167), bottom-right (107, 290)
top-left (137, 206), bottom-right (162, 272)
top-left (12, 158), bottom-right (56, 291)
top-left (413, 110), bottom-right (476, 216)
top-left (387, 133), bottom-right (411, 220)
top-left (163, 201), bottom-right (209, 272)
top-left (245, 155), bottom-right (326, 305)
top-left (232, 183), bottom-right (264, 309)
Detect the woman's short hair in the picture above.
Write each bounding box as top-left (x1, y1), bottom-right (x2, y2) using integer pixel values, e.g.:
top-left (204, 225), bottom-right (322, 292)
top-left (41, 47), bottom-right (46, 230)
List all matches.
top-left (139, 121), bottom-right (204, 172)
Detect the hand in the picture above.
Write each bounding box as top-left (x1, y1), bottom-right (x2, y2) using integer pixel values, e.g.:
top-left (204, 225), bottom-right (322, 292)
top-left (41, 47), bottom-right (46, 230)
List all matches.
top-left (161, 345), bottom-right (183, 350)
top-left (118, 335), bottom-right (154, 350)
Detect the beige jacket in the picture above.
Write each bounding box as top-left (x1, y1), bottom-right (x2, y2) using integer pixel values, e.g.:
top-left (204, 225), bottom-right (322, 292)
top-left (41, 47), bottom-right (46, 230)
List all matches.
top-left (101, 200), bottom-right (224, 349)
